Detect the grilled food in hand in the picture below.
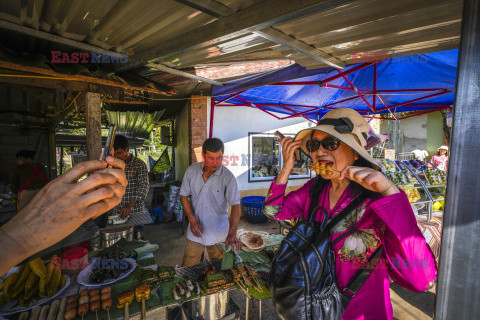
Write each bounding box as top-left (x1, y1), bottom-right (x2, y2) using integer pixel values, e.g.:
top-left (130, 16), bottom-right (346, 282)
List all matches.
top-left (308, 162), bottom-right (338, 175)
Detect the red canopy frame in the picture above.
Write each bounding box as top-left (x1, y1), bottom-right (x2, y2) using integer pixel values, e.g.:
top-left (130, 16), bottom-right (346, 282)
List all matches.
top-left (210, 61), bottom-right (453, 137)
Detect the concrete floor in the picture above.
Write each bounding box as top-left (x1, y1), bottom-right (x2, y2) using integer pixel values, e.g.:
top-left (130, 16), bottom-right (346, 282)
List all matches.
top-left (143, 218), bottom-right (435, 320)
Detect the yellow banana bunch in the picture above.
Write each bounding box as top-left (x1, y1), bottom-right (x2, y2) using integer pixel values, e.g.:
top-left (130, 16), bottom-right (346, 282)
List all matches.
top-left (46, 269), bottom-right (62, 298)
top-left (39, 258), bottom-right (54, 298)
top-left (28, 258), bottom-right (47, 280)
top-left (12, 265), bottom-right (31, 299)
top-left (0, 256), bottom-right (64, 306)
top-left (2, 272), bottom-right (19, 300)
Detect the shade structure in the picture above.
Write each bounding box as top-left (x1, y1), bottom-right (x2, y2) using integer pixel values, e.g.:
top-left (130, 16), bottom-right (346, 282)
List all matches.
top-left (211, 49), bottom-right (458, 122)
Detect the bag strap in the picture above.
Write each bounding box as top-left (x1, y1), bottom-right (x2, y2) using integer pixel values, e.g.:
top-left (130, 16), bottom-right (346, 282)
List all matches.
top-left (342, 245), bottom-right (383, 298)
top-left (325, 194), bottom-right (367, 231)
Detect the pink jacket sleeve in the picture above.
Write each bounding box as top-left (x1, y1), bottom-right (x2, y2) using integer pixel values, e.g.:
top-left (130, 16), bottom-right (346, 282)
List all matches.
top-left (370, 191), bottom-right (437, 292)
top-left (262, 178), bottom-right (315, 220)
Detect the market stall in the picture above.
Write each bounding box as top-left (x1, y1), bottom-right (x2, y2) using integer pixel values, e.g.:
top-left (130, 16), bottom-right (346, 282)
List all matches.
top-left (0, 231), bottom-right (282, 320)
top-left (379, 158), bottom-right (446, 261)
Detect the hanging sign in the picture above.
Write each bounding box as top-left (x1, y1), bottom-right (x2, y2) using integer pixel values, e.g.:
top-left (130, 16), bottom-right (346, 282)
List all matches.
top-left (384, 149), bottom-right (396, 160)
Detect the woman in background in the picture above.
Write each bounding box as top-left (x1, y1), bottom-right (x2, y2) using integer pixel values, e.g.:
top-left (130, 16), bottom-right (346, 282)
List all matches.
top-left (429, 145), bottom-right (449, 172)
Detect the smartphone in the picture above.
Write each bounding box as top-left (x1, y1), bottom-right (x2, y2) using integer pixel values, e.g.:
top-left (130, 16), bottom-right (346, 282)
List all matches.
top-left (102, 125), bottom-right (116, 161)
top-left (274, 130), bottom-right (307, 161)
top-left (274, 130), bottom-right (285, 142)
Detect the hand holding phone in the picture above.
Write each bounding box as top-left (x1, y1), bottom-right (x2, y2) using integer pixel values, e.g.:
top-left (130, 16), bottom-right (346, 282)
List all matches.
top-left (274, 130), bottom-right (308, 162)
top-left (102, 125), bottom-right (116, 161)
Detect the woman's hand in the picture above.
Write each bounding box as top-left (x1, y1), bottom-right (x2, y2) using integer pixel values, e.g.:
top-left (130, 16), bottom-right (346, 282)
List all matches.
top-left (0, 156), bottom-right (127, 276)
top-left (340, 166), bottom-right (400, 197)
top-left (276, 137), bottom-right (302, 184)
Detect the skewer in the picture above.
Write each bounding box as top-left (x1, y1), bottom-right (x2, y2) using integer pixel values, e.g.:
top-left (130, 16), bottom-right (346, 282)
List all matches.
top-left (245, 266), bottom-right (263, 292)
top-left (125, 303), bottom-right (130, 320)
top-left (142, 299), bottom-right (146, 320)
top-left (238, 265), bottom-right (253, 287)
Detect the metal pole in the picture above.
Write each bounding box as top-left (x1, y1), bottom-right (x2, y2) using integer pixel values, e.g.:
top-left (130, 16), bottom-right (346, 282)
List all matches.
top-left (435, 0), bottom-right (480, 318)
top-left (60, 146), bottom-right (64, 175)
top-left (209, 99), bottom-right (215, 138)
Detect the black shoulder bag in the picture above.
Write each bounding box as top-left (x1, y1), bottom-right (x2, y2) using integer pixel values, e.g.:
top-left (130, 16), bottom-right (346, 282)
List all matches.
top-left (269, 194), bottom-right (383, 320)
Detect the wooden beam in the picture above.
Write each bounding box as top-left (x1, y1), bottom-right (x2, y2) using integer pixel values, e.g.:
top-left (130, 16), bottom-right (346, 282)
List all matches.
top-left (85, 92), bottom-right (102, 160)
top-left (174, 0), bottom-right (235, 18)
top-left (0, 60), bottom-right (171, 95)
top-left (254, 27), bottom-right (345, 69)
top-left (0, 75), bottom-right (95, 93)
top-left (112, 0), bottom-right (358, 73)
top-left (102, 99), bottom-right (148, 105)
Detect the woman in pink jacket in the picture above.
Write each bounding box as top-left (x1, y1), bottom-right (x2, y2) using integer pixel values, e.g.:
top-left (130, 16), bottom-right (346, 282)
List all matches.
top-left (263, 108), bottom-right (437, 320)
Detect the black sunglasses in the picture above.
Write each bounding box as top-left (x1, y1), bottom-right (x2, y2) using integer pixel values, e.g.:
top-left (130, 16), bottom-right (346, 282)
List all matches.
top-left (306, 135), bottom-right (341, 152)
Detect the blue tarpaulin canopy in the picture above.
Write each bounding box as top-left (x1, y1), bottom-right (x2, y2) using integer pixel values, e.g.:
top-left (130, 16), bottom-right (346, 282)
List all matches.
top-left (212, 49), bottom-right (458, 121)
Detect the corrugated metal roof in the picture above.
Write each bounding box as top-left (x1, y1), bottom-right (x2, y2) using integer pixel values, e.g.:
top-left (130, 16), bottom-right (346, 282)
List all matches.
top-left (105, 110), bottom-right (165, 139)
top-left (0, 0), bottom-right (461, 71)
top-left (0, 0), bottom-right (463, 123)
top-left (271, 0), bottom-right (462, 69)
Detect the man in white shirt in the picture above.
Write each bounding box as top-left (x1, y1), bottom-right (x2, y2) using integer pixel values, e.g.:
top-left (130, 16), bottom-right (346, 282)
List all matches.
top-left (180, 138), bottom-right (241, 266)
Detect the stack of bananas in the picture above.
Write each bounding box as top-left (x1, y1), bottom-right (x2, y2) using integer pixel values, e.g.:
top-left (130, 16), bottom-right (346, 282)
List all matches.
top-left (0, 256), bottom-right (65, 307)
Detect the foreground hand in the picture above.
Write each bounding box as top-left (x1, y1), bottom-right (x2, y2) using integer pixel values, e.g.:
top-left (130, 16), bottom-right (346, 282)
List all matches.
top-left (225, 232), bottom-right (242, 251)
top-left (3, 156), bottom-right (127, 259)
top-left (340, 166), bottom-right (400, 197)
top-left (189, 219), bottom-right (203, 237)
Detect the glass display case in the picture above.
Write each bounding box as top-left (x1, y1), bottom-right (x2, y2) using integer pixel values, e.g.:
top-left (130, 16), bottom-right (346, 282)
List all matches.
top-left (380, 159), bottom-right (446, 219)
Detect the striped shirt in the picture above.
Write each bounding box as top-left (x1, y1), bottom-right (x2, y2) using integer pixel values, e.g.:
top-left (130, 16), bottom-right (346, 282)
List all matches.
top-left (112, 156), bottom-right (149, 215)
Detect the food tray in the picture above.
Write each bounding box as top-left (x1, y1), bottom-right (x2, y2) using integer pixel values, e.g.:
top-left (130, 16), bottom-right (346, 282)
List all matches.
top-left (0, 268), bottom-right (70, 316)
top-left (77, 258), bottom-right (136, 287)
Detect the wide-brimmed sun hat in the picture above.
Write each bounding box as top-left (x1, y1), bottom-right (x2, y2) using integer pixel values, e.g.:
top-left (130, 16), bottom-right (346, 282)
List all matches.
top-left (294, 108), bottom-right (379, 170)
top-left (438, 145), bottom-right (449, 151)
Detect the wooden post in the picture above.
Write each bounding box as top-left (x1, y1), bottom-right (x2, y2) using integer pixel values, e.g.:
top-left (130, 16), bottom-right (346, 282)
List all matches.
top-left (85, 92), bottom-right (102, 161)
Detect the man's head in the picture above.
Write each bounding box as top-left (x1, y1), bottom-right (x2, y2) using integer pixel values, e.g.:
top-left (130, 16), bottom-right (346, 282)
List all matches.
top-left (16, 150), bottom-right (35, 165)
top-left (202, 138), bottom-right (224, 172)
top-left (113, 135), bottom-right (130, 161)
